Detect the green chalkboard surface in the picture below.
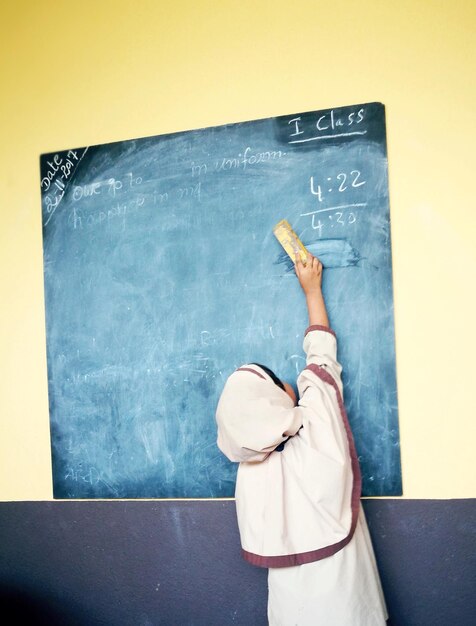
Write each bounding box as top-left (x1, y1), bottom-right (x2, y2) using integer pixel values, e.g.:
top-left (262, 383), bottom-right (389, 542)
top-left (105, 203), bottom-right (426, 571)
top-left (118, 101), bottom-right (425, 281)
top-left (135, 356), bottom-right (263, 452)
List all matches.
top-left (40, 102), bottom-right (402, 498)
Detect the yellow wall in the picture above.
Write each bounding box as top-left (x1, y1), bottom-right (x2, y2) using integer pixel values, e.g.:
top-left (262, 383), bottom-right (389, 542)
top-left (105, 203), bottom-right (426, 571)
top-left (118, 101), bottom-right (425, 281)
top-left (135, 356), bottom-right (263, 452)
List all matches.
top-left (1, 0), bottom-right (475, 501)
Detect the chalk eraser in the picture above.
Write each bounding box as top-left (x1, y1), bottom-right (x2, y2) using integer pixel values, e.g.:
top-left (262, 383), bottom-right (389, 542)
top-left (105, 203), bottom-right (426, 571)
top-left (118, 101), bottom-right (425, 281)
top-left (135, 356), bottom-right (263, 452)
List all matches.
top-left (273, 219), bottom-right (308, 264)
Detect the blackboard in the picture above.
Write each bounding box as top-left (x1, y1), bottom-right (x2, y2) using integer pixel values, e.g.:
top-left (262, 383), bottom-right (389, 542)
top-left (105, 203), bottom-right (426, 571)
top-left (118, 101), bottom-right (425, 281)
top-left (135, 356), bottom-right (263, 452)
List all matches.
top-left (40, 102), bottom-right (402, 498)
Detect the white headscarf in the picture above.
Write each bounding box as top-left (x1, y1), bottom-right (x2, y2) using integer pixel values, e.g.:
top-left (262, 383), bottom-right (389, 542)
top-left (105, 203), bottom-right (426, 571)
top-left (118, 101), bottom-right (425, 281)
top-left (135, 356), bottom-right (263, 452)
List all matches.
top-left (216, 364), bottom-right (303, 463)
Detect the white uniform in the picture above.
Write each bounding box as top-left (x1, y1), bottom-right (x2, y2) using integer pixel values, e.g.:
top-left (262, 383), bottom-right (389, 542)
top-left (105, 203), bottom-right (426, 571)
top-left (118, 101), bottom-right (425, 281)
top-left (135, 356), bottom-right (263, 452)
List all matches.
top-left (216, 325), bottom-right (388, 625)
top-left (268, 505), bottom-right (387, 625)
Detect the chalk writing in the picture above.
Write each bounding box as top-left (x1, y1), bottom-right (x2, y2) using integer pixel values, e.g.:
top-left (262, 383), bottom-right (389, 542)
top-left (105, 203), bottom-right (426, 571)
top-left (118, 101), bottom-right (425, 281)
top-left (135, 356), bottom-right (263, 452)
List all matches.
top-left (191, 146), bottom-right (286, 177)
top-left (153, 190), bottom-right (169, 205)
top-left (41, 150), bottom-right (80, 191)
top-left (310, 169), bottom-right (367, 203)
top-left (71, 195), bottom-right (146, 230)
top-left (64, 465), bottom-right (119, 495)
top-left (178, 181), bottom-right (201, 201)
top-left (72, 172), bottom-right (142, 202)
top-left (191, 162), bottom-right (208, 177)
top-left (287, 107), bottom-right (366, 143)
top-left (65, 465), bottom-right (101, 485)
top-left (307, 210), bottom-right (359, 236)
top-left (295, 167), bottom-right (368, 235)
top-left (69, 180), bottom-right (201, 230)
top-left (42, 148), bottom-right (88, 226)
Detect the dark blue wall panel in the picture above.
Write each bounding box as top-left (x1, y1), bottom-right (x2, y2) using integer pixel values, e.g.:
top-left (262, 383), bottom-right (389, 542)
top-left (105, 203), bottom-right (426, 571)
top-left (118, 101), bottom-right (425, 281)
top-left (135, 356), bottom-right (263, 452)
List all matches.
top-left (1, 500), bottom-right (475, 625)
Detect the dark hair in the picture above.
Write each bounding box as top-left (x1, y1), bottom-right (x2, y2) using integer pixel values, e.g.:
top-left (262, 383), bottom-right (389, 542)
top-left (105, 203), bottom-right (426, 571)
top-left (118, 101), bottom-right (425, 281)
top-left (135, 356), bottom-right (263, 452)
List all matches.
top-left (250, 363), bottom-right (285, 391)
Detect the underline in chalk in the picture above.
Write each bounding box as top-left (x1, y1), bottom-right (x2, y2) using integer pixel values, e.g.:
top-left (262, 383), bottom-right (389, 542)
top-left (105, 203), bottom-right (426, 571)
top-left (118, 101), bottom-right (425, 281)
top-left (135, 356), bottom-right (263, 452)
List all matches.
top-left (301, 203), bottom-right (368, 216)
top-left (289, 131), bottom-right (367, 144)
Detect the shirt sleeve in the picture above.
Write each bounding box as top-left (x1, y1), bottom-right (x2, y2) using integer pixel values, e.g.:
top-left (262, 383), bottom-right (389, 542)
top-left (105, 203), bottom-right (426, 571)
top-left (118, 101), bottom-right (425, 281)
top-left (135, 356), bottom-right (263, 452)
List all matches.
top-left (299, 325), bottom-right (343, 394)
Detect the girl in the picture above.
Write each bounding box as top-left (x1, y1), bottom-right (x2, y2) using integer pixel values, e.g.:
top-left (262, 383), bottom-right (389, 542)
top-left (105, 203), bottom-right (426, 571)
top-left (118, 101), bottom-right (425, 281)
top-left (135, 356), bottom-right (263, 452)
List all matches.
top-left (216, 254), bottom-right (388, 625)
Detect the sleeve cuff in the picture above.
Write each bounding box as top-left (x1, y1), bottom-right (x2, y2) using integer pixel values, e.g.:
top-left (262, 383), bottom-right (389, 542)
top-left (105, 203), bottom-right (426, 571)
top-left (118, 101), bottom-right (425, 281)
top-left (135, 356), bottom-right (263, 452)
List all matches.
top-left (304, 325), bottom-right (336, 339)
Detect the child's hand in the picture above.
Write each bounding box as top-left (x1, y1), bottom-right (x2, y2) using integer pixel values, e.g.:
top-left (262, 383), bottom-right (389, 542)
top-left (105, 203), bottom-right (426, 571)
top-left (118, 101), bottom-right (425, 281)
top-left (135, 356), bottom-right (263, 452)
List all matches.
top-left (294, 253), bottom-right (323, 295)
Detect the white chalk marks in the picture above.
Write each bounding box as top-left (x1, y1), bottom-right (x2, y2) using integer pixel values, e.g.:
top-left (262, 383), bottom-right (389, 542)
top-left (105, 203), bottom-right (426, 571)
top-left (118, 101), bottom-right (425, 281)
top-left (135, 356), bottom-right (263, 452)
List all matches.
top-left (42, 148), bottom-right (89, 227)
top-left (190, 146), bottom-right (286, 178)
top-left (287, 107), bottom-right (367, 144)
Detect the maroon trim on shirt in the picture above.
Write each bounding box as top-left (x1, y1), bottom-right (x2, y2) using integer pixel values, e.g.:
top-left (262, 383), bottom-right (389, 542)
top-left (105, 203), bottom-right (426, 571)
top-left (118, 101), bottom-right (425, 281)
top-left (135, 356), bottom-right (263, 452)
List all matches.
top-left (304, 324), bottom-right (336, 338)
top-left (235, 367), bottom-right (266, 380)
top-left (241, 363), bottom-right (362, 569)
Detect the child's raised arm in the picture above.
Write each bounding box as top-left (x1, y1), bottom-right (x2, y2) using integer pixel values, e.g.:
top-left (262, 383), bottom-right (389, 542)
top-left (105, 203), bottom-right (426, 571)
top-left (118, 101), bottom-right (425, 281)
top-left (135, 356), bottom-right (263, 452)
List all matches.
top-left (294, 253), bottom-right (341, 384)
top-left (294, 253), bottom-right (329, 328)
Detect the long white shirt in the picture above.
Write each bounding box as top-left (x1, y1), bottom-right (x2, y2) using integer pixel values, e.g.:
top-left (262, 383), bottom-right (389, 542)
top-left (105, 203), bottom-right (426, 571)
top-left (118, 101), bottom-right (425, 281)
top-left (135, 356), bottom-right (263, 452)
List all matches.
top-left (268, 504), bottom-right (388, 625)
top-left (216, 326), bottom-right (387, 624)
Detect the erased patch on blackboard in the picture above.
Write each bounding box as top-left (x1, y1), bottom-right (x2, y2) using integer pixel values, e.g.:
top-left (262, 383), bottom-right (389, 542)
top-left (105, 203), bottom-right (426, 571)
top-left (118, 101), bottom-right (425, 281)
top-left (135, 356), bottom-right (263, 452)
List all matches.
top-left (274, 238), bottom-right (362, 272)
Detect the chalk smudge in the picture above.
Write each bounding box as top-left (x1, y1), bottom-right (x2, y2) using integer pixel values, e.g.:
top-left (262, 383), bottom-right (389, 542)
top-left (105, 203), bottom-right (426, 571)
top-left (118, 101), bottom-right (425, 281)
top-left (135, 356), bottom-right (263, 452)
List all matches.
top-left (275, 238), bottom-right (361, 272)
